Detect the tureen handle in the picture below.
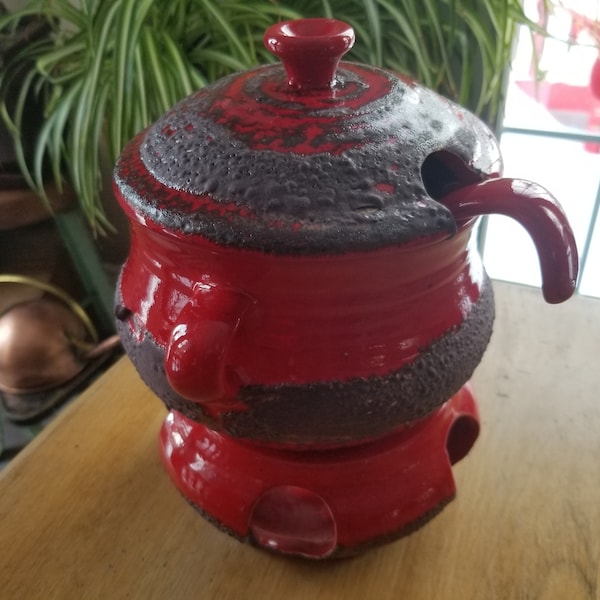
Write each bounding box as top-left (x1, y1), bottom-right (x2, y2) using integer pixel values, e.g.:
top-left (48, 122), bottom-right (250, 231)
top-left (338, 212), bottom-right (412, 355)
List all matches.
top-left (440, 178), bottom-right (578, 304)
top-left (165, 286), bottom-right (252, 404)
top-left (264, 18), bottom-right (355, 91)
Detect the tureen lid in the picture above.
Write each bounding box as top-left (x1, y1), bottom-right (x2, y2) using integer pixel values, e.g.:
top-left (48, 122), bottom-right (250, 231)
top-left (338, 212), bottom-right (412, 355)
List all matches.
top-left (114, 18), bottom-right (502, 253)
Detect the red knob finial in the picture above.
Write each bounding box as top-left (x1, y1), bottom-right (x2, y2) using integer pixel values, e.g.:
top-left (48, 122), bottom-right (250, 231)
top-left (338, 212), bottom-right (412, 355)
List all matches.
top-left (264, 18), bottom-right (355, 92)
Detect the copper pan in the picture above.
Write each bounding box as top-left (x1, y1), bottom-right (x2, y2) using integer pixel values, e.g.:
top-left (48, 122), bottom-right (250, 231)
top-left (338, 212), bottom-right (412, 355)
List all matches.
top-left (0, 275), bottom-right (120, 395)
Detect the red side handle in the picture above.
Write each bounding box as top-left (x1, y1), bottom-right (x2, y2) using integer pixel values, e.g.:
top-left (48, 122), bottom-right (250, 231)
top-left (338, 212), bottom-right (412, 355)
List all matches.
top-left (165, 285), bottom-right (251, 404)
top-left (441, 178), bottom-right (578, 304)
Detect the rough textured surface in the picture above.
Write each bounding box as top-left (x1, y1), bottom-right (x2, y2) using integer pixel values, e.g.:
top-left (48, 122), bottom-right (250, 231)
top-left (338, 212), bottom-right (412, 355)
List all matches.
top-left (114, 63), bottom-right (501, 254)
top-left (116, 275), bottom-right (494, 446)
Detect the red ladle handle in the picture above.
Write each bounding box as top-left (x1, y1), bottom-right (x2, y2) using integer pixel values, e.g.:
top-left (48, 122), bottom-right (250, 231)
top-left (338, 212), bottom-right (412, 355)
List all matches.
top-left (264, 18), bottom-right (355, 91)
top-left (441, 178), bottom-right (578, 304)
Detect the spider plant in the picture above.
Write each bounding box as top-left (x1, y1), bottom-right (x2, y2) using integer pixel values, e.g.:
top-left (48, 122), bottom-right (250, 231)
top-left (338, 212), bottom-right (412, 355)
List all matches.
top-left (0, 0), bottom-right (546, 234)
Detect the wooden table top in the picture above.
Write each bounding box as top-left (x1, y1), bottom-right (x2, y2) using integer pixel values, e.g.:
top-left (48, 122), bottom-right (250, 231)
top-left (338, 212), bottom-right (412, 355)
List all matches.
top-left (1, 281), bottom-right (599, 599)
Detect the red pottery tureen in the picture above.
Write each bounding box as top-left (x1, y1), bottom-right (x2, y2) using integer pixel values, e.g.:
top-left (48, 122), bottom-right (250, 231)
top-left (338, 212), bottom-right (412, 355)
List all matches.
top-left (113, 19), bottom-right (578, 558)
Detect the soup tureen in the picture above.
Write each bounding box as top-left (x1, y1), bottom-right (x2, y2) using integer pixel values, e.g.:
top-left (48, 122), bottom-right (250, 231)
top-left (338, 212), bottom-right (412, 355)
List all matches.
top-left (114, 18), bottom-right (578, 558)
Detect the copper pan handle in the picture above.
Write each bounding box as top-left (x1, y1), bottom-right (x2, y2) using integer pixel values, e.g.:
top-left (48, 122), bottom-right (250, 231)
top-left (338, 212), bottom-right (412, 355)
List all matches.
top-left (0, 274), bottom-right (98, 340)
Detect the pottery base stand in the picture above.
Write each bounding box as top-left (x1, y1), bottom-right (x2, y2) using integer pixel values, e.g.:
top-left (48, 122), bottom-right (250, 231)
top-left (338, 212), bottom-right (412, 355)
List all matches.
top-left (159, 384), bottom-right (480, 559)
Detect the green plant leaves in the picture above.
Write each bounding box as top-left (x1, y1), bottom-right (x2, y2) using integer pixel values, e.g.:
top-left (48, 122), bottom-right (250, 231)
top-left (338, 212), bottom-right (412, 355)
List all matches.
top-left (111, 0), bottom-right (154, 160)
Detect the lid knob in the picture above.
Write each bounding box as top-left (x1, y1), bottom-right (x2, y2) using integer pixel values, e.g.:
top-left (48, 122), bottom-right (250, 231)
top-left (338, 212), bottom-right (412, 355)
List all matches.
top-left (264, 18), bottom-right (355, 92)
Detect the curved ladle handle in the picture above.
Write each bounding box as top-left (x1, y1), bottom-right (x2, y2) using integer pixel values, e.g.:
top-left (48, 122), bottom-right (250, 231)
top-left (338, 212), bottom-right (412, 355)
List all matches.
top-left (441, 178), bottom-right (578, 304)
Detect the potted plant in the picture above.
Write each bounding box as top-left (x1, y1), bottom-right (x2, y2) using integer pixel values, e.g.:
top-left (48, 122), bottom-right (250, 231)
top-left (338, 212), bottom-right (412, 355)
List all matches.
top-left (0, 0), bottom-right (546, 235)
top-left (0, 4), bottom-right (74, 225)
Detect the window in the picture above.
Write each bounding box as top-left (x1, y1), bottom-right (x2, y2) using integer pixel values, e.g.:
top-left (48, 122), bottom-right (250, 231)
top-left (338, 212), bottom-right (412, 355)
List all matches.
top-left (482, 0), bottom-right (600, 297)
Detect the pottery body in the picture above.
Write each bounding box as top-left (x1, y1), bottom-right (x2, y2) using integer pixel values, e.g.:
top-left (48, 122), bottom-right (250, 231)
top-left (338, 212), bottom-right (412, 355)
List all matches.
top-left (116, 215), bottom-right (493, 446)
top-left (114, 19), bottom-right (578, 556)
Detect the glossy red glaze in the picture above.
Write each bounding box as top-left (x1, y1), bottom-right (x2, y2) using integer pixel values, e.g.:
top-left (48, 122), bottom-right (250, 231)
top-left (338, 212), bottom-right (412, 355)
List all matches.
top-left (204, 61), bottom-right (393, 154)
top-left (115, 23), bottom-right (502, 256)
top-left (114, 17), bottom-right (581, 557)
top-left (165, 286), bottom-right (252, 403)
top-left (264, 19), bottom-right (355, 91)
top-left (441, 178), bottom-right (579, 303)
top-left (118, 210), bottom-right (483, 409)
top-left (159, 384), bottom-right (480, 558)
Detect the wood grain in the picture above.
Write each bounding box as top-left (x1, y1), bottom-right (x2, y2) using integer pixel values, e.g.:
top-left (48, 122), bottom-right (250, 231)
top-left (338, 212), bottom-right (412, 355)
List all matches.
top-left (0, 281), bottom-right (598, 599)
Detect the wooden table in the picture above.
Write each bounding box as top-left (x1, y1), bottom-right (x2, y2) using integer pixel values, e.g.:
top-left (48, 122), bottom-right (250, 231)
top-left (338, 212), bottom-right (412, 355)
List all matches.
top-left (1, 281), bottom-right (599, 599)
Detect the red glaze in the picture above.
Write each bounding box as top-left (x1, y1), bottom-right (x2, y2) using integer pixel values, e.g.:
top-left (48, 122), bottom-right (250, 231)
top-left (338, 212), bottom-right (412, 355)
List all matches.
top-left (159, 384), bottom-right (480, 558)
top-left (115, 28), bottom-right (501, 254)
top-left (204, 61), bottom-right (394, 153)
top-left (264, 19), bottom-right (355, 91)
top-left (165, 285), bottom-right (252, 403)
top-left (441, 178), bottom-right (578, 303)
top-left (114, 18), bottom-right (581, 556)
top-left (118, 213), bottom-right (483, 410)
